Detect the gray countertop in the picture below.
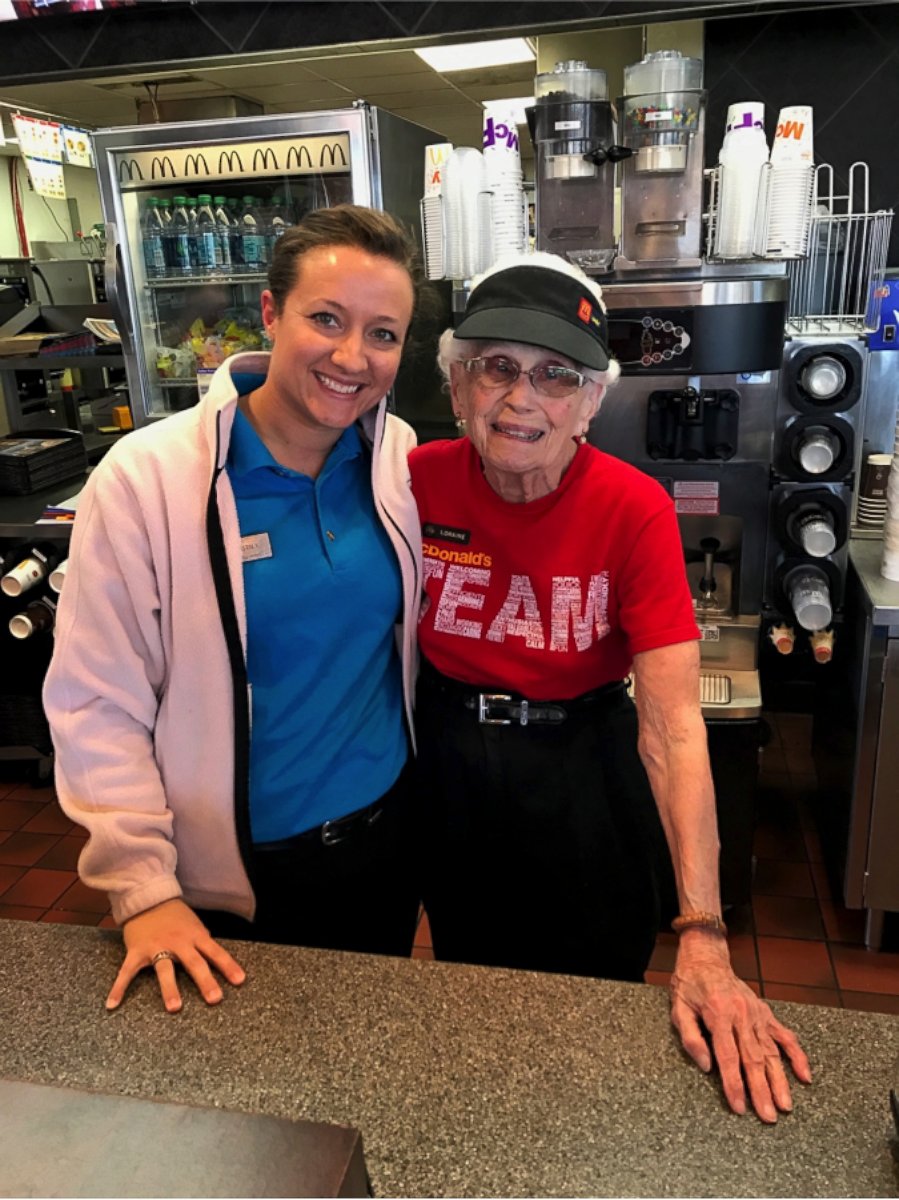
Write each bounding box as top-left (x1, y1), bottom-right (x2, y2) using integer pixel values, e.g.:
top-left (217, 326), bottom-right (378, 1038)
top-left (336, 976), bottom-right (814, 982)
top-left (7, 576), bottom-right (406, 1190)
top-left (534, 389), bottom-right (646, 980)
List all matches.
top-left (1, 920), bottom-right (897, 1197)
top-left (849, 537), bottom-right (899, 625)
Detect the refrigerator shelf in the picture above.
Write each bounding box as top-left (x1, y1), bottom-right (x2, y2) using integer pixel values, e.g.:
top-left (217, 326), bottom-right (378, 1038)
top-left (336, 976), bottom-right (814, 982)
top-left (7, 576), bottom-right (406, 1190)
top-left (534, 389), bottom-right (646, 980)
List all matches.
top-left (146, 273), bottom-right (269, 289)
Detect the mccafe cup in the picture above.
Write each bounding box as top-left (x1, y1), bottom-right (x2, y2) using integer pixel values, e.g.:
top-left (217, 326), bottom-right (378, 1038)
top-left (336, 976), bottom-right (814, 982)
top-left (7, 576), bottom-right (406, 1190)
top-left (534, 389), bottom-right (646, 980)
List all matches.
top-left (860, 453), bottom-right (892, 499)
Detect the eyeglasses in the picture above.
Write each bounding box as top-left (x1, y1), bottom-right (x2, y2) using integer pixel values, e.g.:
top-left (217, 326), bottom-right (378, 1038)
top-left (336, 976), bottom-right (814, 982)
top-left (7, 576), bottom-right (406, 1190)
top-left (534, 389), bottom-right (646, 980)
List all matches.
top-left (461, 355), bottom-right (589, 399)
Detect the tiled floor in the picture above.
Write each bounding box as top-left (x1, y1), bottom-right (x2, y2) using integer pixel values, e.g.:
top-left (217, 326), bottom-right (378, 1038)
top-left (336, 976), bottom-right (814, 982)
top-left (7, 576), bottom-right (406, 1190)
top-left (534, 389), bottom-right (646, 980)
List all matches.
top-left (3, 713), bottom-right (899, 1014)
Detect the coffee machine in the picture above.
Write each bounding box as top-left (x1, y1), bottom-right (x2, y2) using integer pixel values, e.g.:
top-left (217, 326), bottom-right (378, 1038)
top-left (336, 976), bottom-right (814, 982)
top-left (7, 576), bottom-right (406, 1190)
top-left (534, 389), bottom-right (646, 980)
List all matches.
top-left (531, 60), bottom-right (628, 273)
top-left (617, 50), bottom-right (706, 270)
top-left (591, 270), bottom-right (789, 904)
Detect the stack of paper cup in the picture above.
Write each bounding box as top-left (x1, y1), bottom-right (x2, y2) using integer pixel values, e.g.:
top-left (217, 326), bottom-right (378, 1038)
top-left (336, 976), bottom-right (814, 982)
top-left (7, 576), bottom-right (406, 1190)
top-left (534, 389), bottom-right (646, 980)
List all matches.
top-left (421, 142), bottom-right (452, 280)
top-left (858, 452), bottom-right (891, 528)
top-left (443, 147), bottom-right (488, 279)
top-left (765, 105), bottom-right (815, 258)
top-left (881, 417), bottom-right (899, 580)
top-left (482, 105), bottom-right (527, 260)
top-left (715, 102), bottom-right (768, 259)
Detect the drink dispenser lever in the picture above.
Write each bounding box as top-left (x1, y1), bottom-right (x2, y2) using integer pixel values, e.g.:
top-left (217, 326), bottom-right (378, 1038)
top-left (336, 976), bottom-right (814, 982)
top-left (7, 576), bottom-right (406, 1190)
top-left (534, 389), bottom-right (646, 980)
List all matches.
top-left (699, 537), bottom-right (720, 601)
top-left (583, 143), bottom-right (632, 166)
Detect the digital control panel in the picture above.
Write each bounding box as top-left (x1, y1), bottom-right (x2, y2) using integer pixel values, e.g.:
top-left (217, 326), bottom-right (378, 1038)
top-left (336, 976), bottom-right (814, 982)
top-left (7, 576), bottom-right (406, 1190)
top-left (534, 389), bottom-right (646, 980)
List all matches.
top-left (606, 307), bottom-right (695, 373)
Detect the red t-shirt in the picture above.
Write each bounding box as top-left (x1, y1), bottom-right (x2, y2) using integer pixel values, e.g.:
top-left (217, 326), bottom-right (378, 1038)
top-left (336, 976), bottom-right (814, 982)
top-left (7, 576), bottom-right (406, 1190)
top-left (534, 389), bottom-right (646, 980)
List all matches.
top-left (409, 439), bottom-right (700, 700)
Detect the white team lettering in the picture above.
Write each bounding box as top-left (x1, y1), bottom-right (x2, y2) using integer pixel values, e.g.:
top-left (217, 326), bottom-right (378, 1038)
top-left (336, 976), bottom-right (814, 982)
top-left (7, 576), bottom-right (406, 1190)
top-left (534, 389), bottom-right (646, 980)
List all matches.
top-left (486, 574), bottom-right (545, 648)
top-left (550, 573), bottom-right (611, 651)
top-left (433, 564), bottom-right (490, 640)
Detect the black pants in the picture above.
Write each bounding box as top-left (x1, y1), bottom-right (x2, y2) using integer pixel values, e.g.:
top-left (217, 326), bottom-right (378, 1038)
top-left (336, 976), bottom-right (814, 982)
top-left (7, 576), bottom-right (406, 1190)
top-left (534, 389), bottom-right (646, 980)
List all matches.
top-left (195, 761), bottom-right (419, 958)
top-left (415, 665), bottom-right (664, 983)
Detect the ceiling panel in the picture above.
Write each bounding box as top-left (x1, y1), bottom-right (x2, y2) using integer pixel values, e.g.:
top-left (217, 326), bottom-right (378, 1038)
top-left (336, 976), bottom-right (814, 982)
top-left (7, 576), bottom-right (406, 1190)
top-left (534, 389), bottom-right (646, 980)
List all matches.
top-left (308, 49), bottom-right (429, 79)
top-left (191, 63), bottom-right (326, 88)
top-left (235, 80), bottom-right (355, 102)
top-left (346, 71), bottom-right (462, 97)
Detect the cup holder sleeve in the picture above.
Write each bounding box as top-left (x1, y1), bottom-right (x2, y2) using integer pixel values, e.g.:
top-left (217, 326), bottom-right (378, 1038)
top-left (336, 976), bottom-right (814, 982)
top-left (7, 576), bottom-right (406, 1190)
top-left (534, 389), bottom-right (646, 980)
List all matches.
top-left (777, 415), bottom-right (854, 482)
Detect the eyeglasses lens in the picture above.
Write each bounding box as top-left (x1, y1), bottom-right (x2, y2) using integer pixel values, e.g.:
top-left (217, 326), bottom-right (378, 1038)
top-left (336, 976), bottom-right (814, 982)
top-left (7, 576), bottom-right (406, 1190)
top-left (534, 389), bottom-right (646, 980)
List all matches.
top-left (469, 357), bottom-right (582, 398)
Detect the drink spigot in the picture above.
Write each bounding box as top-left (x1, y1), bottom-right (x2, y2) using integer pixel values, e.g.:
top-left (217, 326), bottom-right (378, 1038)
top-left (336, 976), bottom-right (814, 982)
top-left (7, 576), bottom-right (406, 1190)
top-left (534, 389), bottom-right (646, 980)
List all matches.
top-left (698, 537), bottom-right (720, 601)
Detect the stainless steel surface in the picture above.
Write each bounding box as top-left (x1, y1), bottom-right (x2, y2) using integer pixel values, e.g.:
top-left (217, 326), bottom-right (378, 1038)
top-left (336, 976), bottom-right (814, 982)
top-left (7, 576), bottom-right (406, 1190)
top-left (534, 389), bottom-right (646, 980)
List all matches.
top-left (849, 537), bottom-right (899, 624)
top-left (601, 274), bottom-right (789, 309)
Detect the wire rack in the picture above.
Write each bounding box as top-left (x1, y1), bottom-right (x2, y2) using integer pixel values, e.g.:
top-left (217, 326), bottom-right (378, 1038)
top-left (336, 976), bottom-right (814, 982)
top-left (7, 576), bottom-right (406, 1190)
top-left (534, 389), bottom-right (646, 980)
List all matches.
top-left (787, 162), bottom-right (894, 335)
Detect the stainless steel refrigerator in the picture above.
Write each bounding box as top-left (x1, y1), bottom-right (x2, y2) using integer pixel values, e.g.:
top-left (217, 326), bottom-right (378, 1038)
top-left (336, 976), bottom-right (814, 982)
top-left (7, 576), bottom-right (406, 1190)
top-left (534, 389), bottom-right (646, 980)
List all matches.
top-left (92, 104), bottom-right (446, 428)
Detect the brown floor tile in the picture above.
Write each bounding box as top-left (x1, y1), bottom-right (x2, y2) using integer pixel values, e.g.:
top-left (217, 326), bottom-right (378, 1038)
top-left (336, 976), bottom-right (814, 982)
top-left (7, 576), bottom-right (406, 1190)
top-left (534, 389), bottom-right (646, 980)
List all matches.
top-left (724, 903), bottom-right (755, 937)
top-left (0, 799), bottom-right (47, 832)
top-left (757, 936), bottom-right (836, 988)
top-left (810, 861), bottom-right (835, 901)
top-left (5, 783), bottom-right (56, 805)
top-left (840, 990), bottom-right (899, 1015)
top-left (819, 900), bottom-right (866, 945)
top-left (753, 823), bottom-right (808, 863)
top-left (20, 802), bottom-right (75, 836)
top-left (752, 859), bottom-right (816, 899)
top-left (411, 946), bottom-right (434, 961)
top-left (0, 830), bottom-right (9, 846)
top-left (35, 835), bottom-right (84, 872)
top-left (752, 895), bottom-right (825, 940)
top-left (53, 877), bottom-right (110, 914)
top-left (648, 931), bottom-right (678, 973)
top-left (97, 914), bottom-right (118, 930)
top-left (415, 910), bottom-right (432, 950)
top-left (39, 909), bottom-right (103, 927)
top-left (0, 831), bottom-right (62, 868)
top-left (67, 823), bottom-right (89, 841)
top-left (0, 903), bottom-right (44, 920)
top-left (745, 979), bottom-right (762, 997)
top-left (775, 714), bottom-right (813, 750)
top-left (801, 826), bottom-right (825, 864)
top-left (0, 863), bottom-right (27, 897)
top-left (2, 868), bottom-right (77, 909)
top-left (728, 932), bottom-right (760, 981)
top-left (644, 970), bottom-right (671, 987)
top-left (763, 982), bottom-right (841, 1008)
top-left (830, 944), bottom-right (899, 996)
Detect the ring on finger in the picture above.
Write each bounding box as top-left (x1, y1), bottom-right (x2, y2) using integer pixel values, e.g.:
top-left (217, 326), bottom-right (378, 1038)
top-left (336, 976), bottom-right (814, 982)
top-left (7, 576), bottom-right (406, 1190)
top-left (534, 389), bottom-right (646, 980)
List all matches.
top-left (151, 950), bottom-right (176, 966)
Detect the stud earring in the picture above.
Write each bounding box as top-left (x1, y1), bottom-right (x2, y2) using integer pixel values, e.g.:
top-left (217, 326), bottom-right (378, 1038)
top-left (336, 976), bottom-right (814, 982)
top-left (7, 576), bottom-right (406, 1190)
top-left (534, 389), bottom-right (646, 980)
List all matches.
top-left (455, 415), bottom-right (467, 435)
top-left (578, 433), bottom-right (587, 445)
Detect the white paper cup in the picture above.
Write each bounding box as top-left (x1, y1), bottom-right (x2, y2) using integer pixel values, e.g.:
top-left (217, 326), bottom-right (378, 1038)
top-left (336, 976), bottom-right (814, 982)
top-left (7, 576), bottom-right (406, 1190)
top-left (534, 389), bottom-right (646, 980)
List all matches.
top-left (771, 105), bottom-right (814, 163)
top-left (424, 143), bottom-right (453, 197)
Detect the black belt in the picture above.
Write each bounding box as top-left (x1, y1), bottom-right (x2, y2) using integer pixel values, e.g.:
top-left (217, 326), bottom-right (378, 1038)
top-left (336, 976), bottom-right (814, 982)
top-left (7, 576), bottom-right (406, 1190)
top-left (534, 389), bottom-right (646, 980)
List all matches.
top-left (254, 797), bottom-right (385, 852)
top-left (420, 660), bottom-right (627, 727)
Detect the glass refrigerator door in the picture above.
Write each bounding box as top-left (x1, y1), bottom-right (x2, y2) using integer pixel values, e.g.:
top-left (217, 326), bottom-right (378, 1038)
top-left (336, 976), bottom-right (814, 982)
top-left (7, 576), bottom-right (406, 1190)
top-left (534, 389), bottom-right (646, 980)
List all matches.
top-left (109, 127), bottom-right (356, 421)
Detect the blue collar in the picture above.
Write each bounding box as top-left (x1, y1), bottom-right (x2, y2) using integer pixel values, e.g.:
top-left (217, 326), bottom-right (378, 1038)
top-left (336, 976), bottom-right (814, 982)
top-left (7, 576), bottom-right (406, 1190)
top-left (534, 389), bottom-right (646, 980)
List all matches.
top-left (228, 403), bottom-right (363, 480)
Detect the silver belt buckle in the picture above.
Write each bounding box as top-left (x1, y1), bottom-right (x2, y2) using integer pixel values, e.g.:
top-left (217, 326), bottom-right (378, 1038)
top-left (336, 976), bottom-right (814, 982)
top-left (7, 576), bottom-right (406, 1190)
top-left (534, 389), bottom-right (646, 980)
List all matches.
top-left (478, 692), bottom-right (513, 725)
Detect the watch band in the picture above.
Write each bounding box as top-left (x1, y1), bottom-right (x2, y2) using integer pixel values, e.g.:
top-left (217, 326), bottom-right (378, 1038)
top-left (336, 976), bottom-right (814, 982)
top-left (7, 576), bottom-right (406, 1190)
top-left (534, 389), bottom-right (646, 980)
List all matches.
top-left (671, 911), bottom-right (728, 936)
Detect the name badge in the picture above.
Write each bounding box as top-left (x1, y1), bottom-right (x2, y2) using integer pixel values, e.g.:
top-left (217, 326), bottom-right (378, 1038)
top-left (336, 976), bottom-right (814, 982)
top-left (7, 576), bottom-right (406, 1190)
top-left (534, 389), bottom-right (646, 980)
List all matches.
top-left (241, 532), bottom-right (272, 562)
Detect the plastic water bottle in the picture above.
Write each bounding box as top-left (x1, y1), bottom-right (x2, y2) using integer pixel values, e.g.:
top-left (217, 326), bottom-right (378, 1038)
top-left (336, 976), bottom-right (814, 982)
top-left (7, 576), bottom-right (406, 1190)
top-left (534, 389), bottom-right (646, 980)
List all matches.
top-left (195, 194), bottom-right (219, 273)
top-left (269, 194), bottom-right (290, 255)
top-left (169, 196), bottom-right (193, 277)
top-left (184, 197), bottom-right (200, 271)
top-left (212, 195), bottom-right (232, 272)
top-left (252, 196), bottom-right (270, 266)
top-left (158, 197), bottom-right (175, 273)
top-left (141, 197), bottom-right (166, 279)
top-left (226, 197), bottom-right (244, 271)
top-left (239, 196), bottom-right (265, 272)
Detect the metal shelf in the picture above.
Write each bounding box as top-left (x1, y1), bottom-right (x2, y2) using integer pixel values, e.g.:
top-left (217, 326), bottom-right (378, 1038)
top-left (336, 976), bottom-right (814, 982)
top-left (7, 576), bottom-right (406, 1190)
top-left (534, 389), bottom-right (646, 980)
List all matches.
top-left (0, 356), bottom-right (125, 371)
top-left (157, 378), bottom-right (198, 388)
top-left (146, 273), bottom-right (268, 288)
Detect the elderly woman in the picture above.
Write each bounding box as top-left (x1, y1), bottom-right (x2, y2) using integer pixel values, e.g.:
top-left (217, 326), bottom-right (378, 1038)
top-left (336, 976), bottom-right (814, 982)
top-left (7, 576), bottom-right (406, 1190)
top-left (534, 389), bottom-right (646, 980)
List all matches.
top-left (409, 252), bottom-right (811, 1123)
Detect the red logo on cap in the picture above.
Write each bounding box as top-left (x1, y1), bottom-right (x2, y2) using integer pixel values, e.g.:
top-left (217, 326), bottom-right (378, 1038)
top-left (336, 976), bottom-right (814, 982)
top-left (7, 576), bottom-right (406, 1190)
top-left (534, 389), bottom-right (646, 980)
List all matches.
top-left (577, 298), bottom-right (592, 324)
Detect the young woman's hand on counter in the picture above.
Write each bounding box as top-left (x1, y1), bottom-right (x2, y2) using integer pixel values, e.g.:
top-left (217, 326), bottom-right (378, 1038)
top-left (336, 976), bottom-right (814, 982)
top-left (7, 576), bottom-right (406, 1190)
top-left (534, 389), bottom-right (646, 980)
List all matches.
top-left (105, 898), bottom-right (246, 1013)
top-left (669, 930), bottom-right (812, 1122)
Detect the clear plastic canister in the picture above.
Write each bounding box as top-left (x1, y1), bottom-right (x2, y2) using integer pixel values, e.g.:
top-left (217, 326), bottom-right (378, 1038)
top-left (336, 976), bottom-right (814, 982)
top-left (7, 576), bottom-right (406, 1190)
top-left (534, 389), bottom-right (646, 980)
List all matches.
top-left (785, 565), bottom-right (832, 631)
top-left (535, 60), bottom-right (608, 104)
top-left (623, 50), bottom-right (703, 96)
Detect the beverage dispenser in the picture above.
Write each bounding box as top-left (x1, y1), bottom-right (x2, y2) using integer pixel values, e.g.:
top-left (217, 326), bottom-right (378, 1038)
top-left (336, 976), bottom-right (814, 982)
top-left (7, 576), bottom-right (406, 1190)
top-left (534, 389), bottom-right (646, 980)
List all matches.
top-left (617, 50), bottom-right (706, 269)
top-left (532, 60), bottom-right (628, 273)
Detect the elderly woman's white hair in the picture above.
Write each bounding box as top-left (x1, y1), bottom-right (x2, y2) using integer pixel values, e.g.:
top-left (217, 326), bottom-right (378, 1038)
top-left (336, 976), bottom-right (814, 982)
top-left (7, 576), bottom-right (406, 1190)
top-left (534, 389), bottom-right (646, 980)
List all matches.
top-left (436, 250), bottom-right (621, 390)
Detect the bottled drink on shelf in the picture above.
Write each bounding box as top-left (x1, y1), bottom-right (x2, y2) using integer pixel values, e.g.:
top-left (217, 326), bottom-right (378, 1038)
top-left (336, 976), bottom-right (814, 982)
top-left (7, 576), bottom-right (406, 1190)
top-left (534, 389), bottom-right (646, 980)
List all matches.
top-left (158, 197), bottom-right (175, 273)
top-left (141, 197), bottom-right (166, 279)
top-left (195, 194), bottom-right (220, 273)
top-left (9, 597), bottom-right (56, 641)
top-left (239, 196), bottom-right (266, 272)
top-left (1, 543), bottom-right (59, 599)
top-left (226, 197), bottom-right (243, 269)
top-left (168, 197), bottom-right (193, 277)
top-left (48, 559), bottom-right (68, 594)
top-left (269, 194), bottom-right (290, 256)
top-left (212, 195), bottom-right (232, 272)
top-left (185, 197), bottom-right (200, 271)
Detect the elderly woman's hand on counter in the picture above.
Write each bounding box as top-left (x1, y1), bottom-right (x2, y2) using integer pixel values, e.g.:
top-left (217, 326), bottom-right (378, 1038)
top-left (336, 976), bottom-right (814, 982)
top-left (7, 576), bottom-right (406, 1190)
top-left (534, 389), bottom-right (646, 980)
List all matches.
top-left (669, 928), bottom-right (812, 1123)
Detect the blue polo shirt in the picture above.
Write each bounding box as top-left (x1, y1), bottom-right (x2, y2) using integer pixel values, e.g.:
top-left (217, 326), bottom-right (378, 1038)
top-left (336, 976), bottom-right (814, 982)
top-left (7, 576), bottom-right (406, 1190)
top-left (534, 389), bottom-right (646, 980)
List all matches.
top-left (226, 388), bottom-right (406, 842)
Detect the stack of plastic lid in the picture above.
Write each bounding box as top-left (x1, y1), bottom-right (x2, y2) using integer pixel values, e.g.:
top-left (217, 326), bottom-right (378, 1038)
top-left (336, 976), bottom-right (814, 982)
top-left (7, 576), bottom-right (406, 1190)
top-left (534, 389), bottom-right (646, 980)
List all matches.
top-left (442, 147), bottom-right (489, 279)
top-left (421, 142), bottom-right (451, 281)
